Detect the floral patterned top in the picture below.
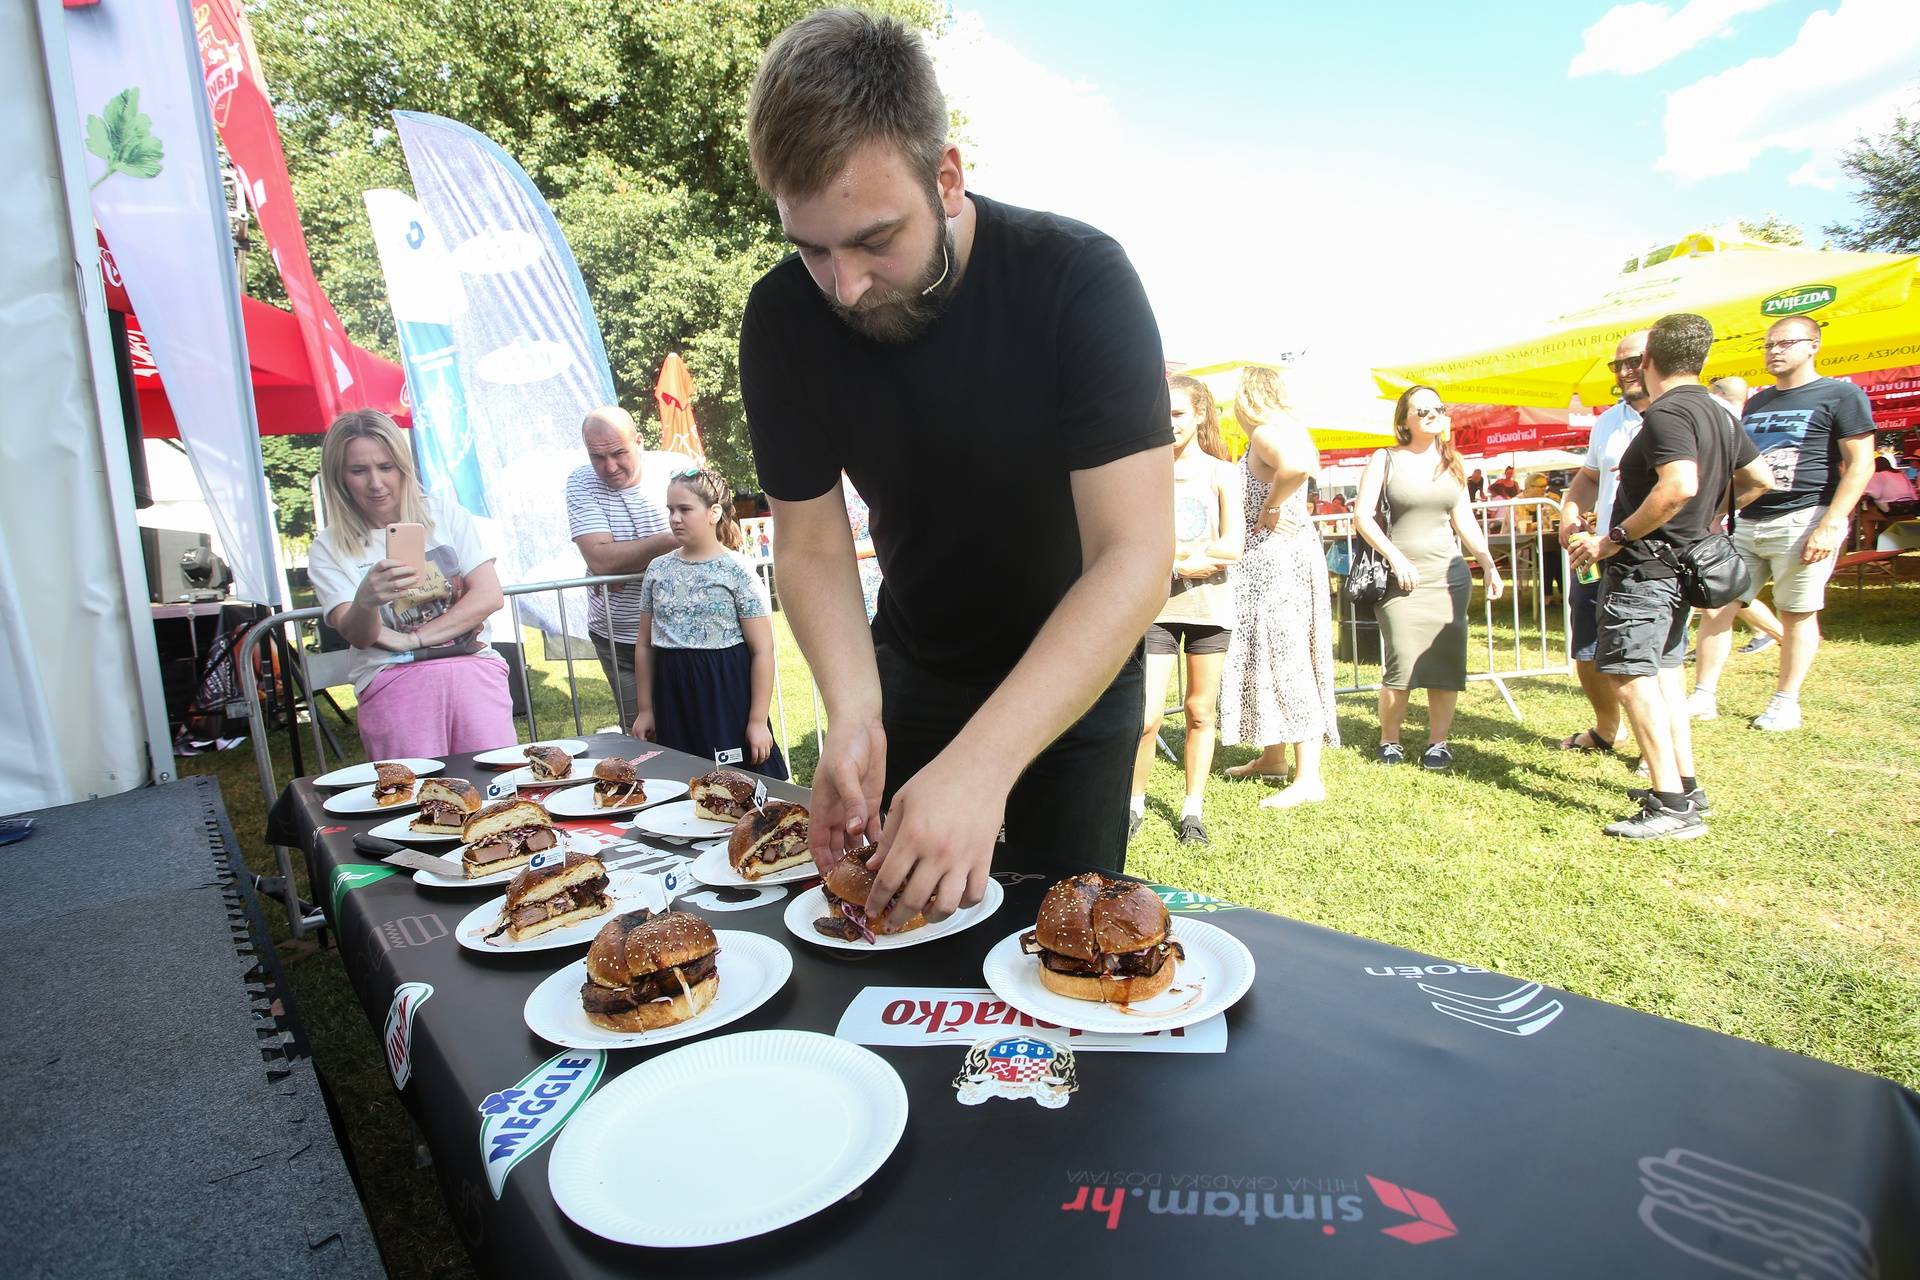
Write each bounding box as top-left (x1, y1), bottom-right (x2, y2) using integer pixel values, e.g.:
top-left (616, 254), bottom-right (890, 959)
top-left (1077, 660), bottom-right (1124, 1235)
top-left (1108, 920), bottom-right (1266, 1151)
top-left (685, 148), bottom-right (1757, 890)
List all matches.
top-left (636, 549), bottom-right (770, 650)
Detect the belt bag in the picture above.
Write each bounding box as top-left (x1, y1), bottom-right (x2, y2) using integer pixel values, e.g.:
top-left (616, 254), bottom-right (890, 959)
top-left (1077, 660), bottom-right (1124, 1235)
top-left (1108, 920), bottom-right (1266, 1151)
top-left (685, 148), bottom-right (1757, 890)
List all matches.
top-left (1655, 533), bottom-right (1751, 609)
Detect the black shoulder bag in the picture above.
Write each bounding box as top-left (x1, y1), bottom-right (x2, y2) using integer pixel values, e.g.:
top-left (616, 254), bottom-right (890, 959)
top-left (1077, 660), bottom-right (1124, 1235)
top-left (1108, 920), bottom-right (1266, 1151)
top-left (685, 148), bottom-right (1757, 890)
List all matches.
top-left (1345, 450), bottom-right (1395, 605)
top-left (1655, 411), bottom-right (1752, 609)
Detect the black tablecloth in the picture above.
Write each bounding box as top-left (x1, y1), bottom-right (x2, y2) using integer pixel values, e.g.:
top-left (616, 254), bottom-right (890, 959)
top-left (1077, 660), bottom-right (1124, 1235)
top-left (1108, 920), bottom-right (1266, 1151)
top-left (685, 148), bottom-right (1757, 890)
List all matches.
top-left (269, 734), bottom-right (1920, 1278)
top-left (6, 777), bottom-right (381, 1279)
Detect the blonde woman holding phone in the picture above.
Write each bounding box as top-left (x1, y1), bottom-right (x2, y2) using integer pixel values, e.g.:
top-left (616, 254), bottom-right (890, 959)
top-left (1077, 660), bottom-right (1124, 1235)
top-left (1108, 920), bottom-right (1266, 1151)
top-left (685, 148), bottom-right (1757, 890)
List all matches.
top-left (306, 410), bottom-right (512, 758)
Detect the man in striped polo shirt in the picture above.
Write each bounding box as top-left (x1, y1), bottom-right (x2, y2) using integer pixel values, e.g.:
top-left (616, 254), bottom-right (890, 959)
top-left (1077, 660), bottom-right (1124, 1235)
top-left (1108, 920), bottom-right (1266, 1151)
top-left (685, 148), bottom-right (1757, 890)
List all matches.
top-left (566, 406), bottom-right (675, 721)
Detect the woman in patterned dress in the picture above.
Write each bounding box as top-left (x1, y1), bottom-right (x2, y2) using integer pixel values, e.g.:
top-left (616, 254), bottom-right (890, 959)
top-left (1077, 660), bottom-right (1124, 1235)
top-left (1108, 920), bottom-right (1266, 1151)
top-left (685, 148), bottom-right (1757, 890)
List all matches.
top-left (1219, 365), bottom-right (1340, 808)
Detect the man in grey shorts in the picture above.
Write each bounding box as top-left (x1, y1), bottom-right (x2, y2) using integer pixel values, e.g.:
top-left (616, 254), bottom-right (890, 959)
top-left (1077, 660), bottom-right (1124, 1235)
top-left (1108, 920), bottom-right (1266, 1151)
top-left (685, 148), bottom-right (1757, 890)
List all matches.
top-left (1690, 316), bottom-right (1875, 731)
top-left (1570, 314), bottom-right (1770, 840)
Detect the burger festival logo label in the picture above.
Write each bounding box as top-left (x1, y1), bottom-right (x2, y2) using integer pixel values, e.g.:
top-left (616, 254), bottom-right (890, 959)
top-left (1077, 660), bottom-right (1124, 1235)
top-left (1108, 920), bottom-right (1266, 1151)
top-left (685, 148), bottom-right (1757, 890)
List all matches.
top-left (384, 981), bottom-right (433, 1089)
top-left (1057, 1169), bottom-right (1457, 1245)
top-left (952, 1035), bottom-right (1079, 1108)
top-left (1762, 284), bottom-right (1836, 317)
top-left (477, 1050), bottom-right (606, 1199)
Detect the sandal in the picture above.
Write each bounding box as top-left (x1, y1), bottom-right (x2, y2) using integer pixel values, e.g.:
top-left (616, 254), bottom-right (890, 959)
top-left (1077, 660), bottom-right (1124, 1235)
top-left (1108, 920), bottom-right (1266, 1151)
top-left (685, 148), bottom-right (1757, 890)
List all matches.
top-left (1556, 727), bottom-right (1616, 754)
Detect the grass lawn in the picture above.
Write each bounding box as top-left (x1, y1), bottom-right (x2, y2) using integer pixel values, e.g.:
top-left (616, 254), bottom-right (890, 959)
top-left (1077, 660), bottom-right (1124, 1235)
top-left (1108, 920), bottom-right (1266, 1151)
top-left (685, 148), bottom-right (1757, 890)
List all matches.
top-left (185, 581), bottom-right (1918, 1279)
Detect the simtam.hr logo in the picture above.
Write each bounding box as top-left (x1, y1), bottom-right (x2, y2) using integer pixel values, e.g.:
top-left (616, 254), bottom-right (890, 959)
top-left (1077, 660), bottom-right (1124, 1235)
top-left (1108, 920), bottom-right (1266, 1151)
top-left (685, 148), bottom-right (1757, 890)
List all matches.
top-left (1762, 284), bottom-right (1835, 317)
top-left (1058, 1170), bottom-right (1456, 1245)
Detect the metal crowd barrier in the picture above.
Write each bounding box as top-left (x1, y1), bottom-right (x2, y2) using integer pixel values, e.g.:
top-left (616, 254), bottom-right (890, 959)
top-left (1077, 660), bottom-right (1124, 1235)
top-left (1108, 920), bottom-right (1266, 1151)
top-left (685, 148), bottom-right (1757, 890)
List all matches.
top-left (1314, 495), bottom-right (1572, 718)
top-left (236, 570), bottom-right (819, 935)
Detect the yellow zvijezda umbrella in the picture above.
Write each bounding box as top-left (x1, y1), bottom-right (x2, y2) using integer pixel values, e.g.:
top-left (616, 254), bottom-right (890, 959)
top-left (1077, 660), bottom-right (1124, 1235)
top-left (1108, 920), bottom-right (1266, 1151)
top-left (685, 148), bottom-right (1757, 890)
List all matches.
top-left (1372, 230), bottom-right (1920, 408)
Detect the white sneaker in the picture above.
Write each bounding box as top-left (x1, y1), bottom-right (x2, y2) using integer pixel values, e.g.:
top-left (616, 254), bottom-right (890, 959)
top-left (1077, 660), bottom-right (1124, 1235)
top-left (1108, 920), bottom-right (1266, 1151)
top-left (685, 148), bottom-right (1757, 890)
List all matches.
top-left (1686, 689), bottom-right (1718, 721)
top-left (1751, 696), bottom-right (1802, 732)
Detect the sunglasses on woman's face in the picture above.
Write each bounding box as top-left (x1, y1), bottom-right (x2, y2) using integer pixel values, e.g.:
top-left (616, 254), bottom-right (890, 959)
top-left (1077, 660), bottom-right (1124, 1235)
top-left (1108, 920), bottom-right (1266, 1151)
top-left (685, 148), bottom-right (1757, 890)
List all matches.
top-left (1410, 404), bottom-right (1448, 420)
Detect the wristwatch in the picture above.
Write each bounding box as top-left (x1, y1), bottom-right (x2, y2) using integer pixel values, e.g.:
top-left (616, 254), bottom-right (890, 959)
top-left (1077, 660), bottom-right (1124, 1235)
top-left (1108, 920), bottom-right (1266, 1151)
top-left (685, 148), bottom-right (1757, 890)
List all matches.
top-left (1608, 525), bottom-right (1630, 546)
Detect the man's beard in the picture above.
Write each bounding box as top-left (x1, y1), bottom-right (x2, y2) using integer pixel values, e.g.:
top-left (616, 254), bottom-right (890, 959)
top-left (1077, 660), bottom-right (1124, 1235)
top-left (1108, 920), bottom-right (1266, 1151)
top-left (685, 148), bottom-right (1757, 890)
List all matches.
top-left (829, 217), bottom-right (957, 344)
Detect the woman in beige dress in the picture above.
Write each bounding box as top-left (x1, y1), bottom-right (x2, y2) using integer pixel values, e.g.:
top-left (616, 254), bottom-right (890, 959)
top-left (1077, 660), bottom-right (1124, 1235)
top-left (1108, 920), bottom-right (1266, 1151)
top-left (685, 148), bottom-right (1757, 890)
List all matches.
top-left (1354, 386), bottom-right (1504, 769)
top-left (1130, 375), bottom-right (1243, 844)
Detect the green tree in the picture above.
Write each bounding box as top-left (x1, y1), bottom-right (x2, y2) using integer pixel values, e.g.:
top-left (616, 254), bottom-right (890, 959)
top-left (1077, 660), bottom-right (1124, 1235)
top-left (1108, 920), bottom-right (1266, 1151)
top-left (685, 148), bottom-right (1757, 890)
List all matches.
top-left (1823, 110), bottom-right (1920, 253)
top-left (248, 0), bottom-right (943, 483)
top-left (1736, 213), bottom-right (1804, 246)
top-left (258, 434), bottom-right (322, 542)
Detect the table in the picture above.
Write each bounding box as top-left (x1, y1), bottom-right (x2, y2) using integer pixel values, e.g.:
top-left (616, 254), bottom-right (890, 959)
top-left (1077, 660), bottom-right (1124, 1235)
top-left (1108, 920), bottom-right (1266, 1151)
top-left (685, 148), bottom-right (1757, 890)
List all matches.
top-left (4, 777), bottom-right (381, 1278)
top-left (271, 734), bottom-right (1920, 1278)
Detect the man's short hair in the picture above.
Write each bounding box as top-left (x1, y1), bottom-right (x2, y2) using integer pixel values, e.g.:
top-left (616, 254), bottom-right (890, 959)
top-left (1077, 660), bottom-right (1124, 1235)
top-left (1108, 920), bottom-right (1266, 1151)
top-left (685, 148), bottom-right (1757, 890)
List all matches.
top-left (1646, 313), bottom-right (1714, 377)
top-left (1768, 314), bottom-right (1821, 342)
top-left (747, 8), bottom-right (947, 200)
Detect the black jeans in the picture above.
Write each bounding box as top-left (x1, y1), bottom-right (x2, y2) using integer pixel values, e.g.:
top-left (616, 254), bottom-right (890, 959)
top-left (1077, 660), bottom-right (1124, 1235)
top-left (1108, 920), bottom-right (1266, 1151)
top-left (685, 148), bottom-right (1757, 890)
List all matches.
top-left (876, 643), bottom-right (1143, 876)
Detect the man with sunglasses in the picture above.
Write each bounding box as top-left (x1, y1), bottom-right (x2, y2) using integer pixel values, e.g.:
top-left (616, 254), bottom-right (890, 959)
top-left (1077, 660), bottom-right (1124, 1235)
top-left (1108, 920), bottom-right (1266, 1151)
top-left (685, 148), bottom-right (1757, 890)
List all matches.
top-left (1689, 316), bottom-right (1874, 731)
top-left (1554, 330), bottom-right (1650, 757)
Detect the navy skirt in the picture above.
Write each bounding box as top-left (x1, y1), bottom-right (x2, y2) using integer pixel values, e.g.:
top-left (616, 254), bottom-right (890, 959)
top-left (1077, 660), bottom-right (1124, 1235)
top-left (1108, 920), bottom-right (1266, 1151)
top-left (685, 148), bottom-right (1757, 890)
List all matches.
top-left (652, 643), bottom-right (788, 781)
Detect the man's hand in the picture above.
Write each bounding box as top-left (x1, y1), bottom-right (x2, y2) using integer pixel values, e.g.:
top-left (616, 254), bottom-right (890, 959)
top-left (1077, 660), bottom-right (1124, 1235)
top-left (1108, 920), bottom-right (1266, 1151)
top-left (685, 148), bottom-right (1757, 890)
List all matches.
top-left (1557, 514), bottom-right (1586, 549)
top-left (745, 720), bottom-right (773, 767)
top-left (1802, 515), bottom-right (1848, 563)
top-left (808, 717), bottom-right (886, 875)
top-left (629, 710), bottom-right (655, 741)
top-left (1567, 531), bottom-right (1620, 572)
top-left (865, 753), bottom-right (1002, 929)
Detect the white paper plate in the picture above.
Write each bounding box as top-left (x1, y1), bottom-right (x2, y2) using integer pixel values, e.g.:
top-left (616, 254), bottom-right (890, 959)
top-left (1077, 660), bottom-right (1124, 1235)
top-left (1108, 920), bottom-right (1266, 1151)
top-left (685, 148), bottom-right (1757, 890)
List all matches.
top-left (484, 758), bottom-right (610, 791)
top-left (411, 831), bottom-right (599, 889)
top-left (548, 1029), bottom-right (906, 1247)
top-left (368, 811), bottom-right (464, 845)
top-left (471, 739), bottom-right (589, 767)
top-left (980, 917), bottom-right (1254, 1034)
top-left (544, 777), bottom-right (689, 819)
top-left (312, 758), bottom-right (444, 789)
top-left (689, 841), bottom-right (820, 888)
top-left (323, 783), bottom-right (420, 816)
top-left (782, 877), bottom-right (1004, 951)
top-left (452, 870), bottom-right (666, 954)
top-left (522, 930), bottom-right (792, 1050)
top-left (624, 798), bottom-right (734, 840)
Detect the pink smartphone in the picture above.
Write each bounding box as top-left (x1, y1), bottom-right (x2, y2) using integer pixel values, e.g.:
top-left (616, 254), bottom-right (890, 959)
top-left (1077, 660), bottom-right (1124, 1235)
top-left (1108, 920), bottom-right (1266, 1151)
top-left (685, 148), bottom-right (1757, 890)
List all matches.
top-left (384, 522), bottom-right (426, 574)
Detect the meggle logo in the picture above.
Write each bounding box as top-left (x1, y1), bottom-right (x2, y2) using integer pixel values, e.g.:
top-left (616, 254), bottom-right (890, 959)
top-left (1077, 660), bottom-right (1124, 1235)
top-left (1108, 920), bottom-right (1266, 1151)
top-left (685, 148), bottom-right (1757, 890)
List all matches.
top-left (477, 1050), bottom-right (606, 1198)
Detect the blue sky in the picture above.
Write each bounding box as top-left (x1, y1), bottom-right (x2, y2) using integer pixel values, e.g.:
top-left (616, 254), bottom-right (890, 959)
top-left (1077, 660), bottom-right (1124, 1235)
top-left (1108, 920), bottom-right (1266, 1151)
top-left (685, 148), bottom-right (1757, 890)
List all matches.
top-left (930, 0), bottom-right (1920, 398)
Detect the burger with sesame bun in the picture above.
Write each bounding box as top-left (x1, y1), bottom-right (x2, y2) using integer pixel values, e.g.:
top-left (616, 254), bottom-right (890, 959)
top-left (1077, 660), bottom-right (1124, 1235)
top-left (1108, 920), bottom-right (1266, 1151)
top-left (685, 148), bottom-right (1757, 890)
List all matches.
top-left (486, 852), bottom-right (612, 943)
top-left (1021, 872), bottom-right (1183, 1003)
top-left (579, 910), bottom-right (719, 1032)
top-left (813, 847), bottom-right (923, 943)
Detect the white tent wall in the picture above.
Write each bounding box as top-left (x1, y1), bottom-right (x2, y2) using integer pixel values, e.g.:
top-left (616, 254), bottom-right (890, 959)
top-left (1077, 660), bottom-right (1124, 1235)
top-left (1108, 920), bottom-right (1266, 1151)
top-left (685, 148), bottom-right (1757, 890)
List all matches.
top-left (0, 0), bottom-right (175, 814)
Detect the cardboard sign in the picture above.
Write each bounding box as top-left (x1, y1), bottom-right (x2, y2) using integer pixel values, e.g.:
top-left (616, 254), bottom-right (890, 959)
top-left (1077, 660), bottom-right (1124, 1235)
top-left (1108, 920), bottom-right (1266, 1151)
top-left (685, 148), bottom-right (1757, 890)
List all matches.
top-left (836, 986), bottom-right (1227, 1053)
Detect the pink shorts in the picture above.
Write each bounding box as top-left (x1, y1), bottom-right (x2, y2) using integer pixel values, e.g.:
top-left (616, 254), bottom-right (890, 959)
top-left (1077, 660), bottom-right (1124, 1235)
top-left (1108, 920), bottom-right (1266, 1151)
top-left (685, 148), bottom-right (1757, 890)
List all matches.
top-left (358, 655), bottom-right (513, 759)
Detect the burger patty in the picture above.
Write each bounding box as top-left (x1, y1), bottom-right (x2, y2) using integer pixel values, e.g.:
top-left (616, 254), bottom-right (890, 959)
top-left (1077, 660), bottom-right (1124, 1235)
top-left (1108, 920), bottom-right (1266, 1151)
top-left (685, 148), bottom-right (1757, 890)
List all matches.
top-left (467, 825), bottom-right (557, 864)
top-left (507, 876), bottom-right (610, 930)
top-left (415, 799), bottom-right (468, 826)
top-left (579, 952), bottom-right (718, 1015)
top-left (1021, 931), bottom-right (1185, 978)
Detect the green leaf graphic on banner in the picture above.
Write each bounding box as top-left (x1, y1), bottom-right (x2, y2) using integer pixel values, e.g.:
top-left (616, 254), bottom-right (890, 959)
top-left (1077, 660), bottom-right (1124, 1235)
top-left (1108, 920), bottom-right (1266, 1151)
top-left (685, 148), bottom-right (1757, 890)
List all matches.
top-left (86, 87), bottom-right (165, 189)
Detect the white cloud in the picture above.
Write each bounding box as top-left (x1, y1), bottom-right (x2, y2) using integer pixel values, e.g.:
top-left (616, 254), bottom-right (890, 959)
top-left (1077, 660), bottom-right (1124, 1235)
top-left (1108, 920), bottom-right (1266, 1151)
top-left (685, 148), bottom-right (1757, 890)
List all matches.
top-left (931, 12), bottom-right (1630, 407)
top-left (1569, 0), bottom-right (1779, 77)
top-left (1654, 0), bottom-right (1920, 184)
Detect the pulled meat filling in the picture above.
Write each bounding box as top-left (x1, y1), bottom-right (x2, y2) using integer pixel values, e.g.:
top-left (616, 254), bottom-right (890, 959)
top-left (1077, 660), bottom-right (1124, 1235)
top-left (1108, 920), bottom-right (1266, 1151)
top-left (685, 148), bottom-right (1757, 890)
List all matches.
top-left (813, 915), bottom-right (862, 941)
top-left (466, 825), bottom-right (557, 865)
top-left (594, 781), bottom-right (643, 806)
top-left (759, 832), bottom-right (808, 863)
top-left (1020, 929), bottom-right (1184, 978)
top-left (414, 800), bottom-right (467, 826)
top-left (579, 952), bottom-right (718, 1015)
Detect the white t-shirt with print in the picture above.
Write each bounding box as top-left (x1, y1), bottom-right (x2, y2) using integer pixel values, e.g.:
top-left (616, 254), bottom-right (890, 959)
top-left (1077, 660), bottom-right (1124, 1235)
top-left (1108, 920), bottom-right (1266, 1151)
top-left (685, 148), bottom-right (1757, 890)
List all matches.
top-left (1583, 400), bottom-right (1643, 532)
top-left (307, 494), bottom-right (499, 692)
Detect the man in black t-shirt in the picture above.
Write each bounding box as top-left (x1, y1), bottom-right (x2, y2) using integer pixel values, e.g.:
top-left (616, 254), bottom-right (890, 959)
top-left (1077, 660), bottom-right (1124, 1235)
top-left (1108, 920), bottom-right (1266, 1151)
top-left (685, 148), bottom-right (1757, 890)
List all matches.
top-left (738, 11), bottom-right (1173, 927)
top-left (1690, 316), bottom-right (1876, 732)
top-left (1570, 314), bottom-right (1769, 840)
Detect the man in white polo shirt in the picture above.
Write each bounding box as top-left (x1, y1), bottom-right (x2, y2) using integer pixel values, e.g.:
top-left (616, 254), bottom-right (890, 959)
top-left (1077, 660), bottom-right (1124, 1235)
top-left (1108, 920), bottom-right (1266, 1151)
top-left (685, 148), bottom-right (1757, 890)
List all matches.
top-left (1553, 329), bottom-right (1649, 759)
top-left (565, 405), bottom-right (675, 721)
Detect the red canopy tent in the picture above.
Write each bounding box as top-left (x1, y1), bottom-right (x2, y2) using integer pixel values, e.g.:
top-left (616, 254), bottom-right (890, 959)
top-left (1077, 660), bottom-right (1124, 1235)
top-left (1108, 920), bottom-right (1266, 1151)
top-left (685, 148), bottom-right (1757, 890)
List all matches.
top-left (100, 238), bottom-right (408, 437)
